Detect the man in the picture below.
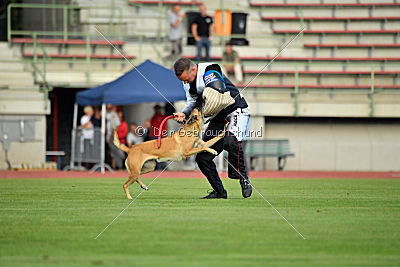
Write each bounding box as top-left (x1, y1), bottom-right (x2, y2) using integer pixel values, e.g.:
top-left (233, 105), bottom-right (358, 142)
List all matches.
top-left (173, 58), bottom-right (252, 199)
top-left (105, 104), bottom-right (123, 170)
top-left (222, 41), bottom-right (243, 84)
top-left (127, 122), bottom-right (144, 147)
top-left (150, 104), bottom-right (168, 139)
top-left (167, 4), bottom-right (185, 61)
top-left (192, 4), bottom-right (214, 62)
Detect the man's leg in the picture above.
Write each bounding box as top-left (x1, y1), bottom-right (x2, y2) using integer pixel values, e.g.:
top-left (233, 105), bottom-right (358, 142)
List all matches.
top-left (204, 38), bottom-right (211, 62)
top-left (195, 118), bottom-right (226, 197)
top-left (225, 109), bottom-right (252, 198)
top-left (196, 39), bottom-right (202, 62)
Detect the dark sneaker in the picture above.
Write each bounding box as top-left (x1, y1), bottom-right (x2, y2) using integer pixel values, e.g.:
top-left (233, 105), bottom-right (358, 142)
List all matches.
top-left (240, 178), bottom-right (252, 198)
top-left (201, 190), bottom-right (227, 199)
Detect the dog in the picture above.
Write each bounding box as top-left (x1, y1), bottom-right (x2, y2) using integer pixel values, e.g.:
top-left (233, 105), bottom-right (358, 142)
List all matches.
top-left (113, 108), bottom-right (226, 199)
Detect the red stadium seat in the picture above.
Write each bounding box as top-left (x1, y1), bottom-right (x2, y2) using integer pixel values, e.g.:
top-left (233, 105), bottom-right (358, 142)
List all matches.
top-left (129, 0), bottom-right (201, 5)
top-left (235, 84), bottom-right (400, 89)
top-left (12, 38), bottom-right (125, 46)
top-left (243, 70), bottom-right (400, 75)
top-left (23, 53), bottom-right (136, 59)
top-left (304, 43), bottom-right (400, 48)
top-left (250, 2), bottom-right (400, 7)
top-left (274, 29), bottom-right (400, 34)
top-left (184, 55), bottom-right (400, 62)
top-left (261, 16), bottom-right (400, 21)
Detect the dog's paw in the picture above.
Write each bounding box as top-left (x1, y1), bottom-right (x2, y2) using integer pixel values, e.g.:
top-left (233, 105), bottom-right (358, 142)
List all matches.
top-left (141, 185), bottom-right (149, 191)
top-left (208, 148), bottom-right (218, 155)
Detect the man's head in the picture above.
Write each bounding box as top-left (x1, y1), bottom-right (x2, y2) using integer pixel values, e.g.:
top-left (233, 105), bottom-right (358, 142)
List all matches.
top-left (174, 58), bottom-right (197, 84)
top-left (225, 41), bottom-right (233, 55)
top-left (130, 122), bottom-right (138, 134)
top-left (172, 4), bottom-right (180, 14)
top-left (199, 3), bottom-right (206, 16)
top-left (153, 104), bottom-right (162, 114)
top-left (84, 105), bottom-right (94, 116)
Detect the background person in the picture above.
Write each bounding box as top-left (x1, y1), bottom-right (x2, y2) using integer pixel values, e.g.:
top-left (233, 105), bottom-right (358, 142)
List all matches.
top-left (166, 4), bottom-right (185, 61)
top-left (192, 3), bottom-right (214, 62)
top-left (150, 104), bottom-right (168, 139)
top-left (222, 41), bottom-right (243, 84)
top-left (105, 104), bottom-right (124, 170)
top-left (90, 106), bottom-right (102, 128)
top-left (117, 111), bottom-right (128, 146)
top-left (127, 122), bottom-right (144, 147)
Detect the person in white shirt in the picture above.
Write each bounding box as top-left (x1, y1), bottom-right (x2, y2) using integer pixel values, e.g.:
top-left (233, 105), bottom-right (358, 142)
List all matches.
top-left (127, 122), bottom-right (144, 147)
top-left (79, 106), bottom-right (94, 154)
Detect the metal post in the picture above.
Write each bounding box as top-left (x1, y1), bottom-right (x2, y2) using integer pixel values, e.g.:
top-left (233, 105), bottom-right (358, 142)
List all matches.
top-left (7, 4), bottom-right (11, 42)
top-left (370, 67), bottom-right (375, 117)
top-left (294, 66), bottom-right (299, 117)
top-left (110, 0), bottom-right (115, 35)
top-left (32, 33), bottom-right (38, 82)
top-left (139, 35), bottom-right (143, 62)
top-left (86, 34), bottom-right (91, 83)
top-left (63, 6), bottom-right (68, 40)
top-left (157, 0), bottom-right (162, 43)
top-left (100, 103), bottom-right (106, 173)
top-left (69, 103), bottom-right (78, 170)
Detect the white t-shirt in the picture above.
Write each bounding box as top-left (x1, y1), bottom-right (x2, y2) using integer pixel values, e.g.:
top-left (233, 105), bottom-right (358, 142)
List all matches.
top-left (80, 115), bottom-right (94, 140)
top-left (127, 132), bottom-right (143, 146)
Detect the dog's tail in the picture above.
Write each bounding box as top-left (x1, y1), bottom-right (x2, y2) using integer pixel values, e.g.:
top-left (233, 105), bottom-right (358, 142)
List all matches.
top-left (113, 130), bottom-right (130, 153)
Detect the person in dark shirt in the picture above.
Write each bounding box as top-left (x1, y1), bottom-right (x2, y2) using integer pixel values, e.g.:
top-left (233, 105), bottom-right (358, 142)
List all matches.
top-left (191, 3), bottom-right (214, 62)
top-left (90, 106), bottom-right (102, 128)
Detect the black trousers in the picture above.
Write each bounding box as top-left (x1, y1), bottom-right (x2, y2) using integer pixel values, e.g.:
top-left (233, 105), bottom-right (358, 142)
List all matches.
top-left (195, 113), bottom-right (248, 194)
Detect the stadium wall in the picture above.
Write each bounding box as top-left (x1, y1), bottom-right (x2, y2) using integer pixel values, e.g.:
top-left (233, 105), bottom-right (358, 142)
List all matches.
top-left (261, 117), bottom-right (400, 171)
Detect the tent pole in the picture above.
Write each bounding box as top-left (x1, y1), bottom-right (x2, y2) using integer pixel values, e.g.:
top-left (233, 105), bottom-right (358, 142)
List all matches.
top-left (101, 103), bottom-right (106, 173)
top-left (70, 103), bottom-right (78, 170)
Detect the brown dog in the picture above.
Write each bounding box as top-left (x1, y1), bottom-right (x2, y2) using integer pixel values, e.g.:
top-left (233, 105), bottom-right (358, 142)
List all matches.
top-left (113, 108), bottom-right (226, 199)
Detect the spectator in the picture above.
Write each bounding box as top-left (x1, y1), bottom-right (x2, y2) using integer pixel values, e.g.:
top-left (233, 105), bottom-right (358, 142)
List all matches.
top-left (117, 111), bottom-right (128, 146)
top-left (127, 122), bottom-right (144, 147)
top-left (222, 40), bottom-right (243, 84)
top-left (105, 104), bottom-right (123, 170)
top-left (80, 105), bottom-right (94, 146)
top-left (192, 3), bottom-right (214, 62)
top-left (166, 4), bottom-right (185, 61)
top-left (91, 106), bottom-right (102, 128)
top-left (143, 120), bottom-right (152, 142)
top-left (79, 106), bottom-right (94, 169)
top-left (150, 104), bottom-right (168, 139)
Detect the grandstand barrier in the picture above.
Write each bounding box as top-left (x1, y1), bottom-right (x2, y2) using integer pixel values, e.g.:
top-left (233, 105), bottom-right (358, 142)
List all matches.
top-left (129, 0), bottom-right (202, 6)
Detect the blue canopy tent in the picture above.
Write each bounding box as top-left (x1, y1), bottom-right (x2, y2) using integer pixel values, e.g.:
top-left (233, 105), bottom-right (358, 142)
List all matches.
top-left (67, 60), bottom-right (186, 173)
top-left (76, 60), bottom-right (185, 105)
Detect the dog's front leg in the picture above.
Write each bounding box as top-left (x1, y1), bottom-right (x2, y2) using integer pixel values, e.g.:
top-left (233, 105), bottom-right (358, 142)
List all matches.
top-left (136, 178), bottom-right (149, 191)
top-left (184, 146), bottom-right (218, 158)
top-left (197, 130), bottom-right (226, 148)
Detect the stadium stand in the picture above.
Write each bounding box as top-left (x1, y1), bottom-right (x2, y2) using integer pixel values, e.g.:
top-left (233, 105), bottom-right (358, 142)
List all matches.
top-left (1, 0), bottom-right (400, 171)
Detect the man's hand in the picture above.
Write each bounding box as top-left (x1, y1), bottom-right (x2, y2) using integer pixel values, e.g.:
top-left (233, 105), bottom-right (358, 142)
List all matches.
top-left (173, 112), bottom-right (186, 123)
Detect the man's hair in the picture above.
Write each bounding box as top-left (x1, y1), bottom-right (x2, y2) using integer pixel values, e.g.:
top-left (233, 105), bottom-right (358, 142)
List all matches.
top-left (174, 58), bottom-right (194, 76)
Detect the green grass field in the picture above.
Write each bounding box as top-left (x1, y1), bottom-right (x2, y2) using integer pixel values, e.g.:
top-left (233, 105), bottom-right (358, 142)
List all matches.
top-left (0, 177), bottom-right (399, 266)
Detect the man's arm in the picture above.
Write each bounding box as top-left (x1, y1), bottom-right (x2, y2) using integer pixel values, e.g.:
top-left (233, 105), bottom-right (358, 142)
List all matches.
top-left (192, 22), bottom-right (200, 41)
top-left (209, 22), bottom-right (214, 40)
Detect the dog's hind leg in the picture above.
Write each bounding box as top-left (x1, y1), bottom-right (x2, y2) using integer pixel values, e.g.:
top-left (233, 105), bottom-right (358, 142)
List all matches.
top-left (137, 159), bottom-right (157, 190)
top-left (123, 159), bottom-right (143, 199)
top-left (123, 176), bottom-right (136, 199)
